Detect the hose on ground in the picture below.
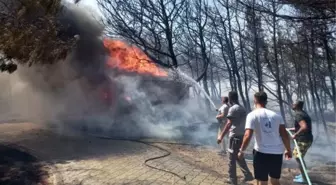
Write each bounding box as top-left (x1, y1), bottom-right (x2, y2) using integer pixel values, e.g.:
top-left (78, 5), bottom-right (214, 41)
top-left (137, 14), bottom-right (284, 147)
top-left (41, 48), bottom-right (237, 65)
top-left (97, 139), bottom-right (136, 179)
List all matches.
top-left (88, 134), bottom-right (189, 181)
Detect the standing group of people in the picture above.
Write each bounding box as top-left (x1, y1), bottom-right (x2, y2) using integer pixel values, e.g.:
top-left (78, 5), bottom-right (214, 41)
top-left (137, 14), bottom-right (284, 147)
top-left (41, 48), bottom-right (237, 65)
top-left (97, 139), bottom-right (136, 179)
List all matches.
top-left (216, 91), bottom-right (313, 185)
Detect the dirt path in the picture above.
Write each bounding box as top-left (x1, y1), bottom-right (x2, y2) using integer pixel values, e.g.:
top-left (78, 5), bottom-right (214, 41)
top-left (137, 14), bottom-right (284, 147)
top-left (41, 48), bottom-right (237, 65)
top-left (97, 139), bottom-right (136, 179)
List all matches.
top-left (0, 122), bottom-right (335, 185)
top-left (163, 144), bottom-right (336, 185)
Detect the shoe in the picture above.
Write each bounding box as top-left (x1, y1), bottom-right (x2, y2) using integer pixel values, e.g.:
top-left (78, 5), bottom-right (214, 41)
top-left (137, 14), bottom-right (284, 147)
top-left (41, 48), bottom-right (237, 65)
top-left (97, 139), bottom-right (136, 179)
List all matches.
top-left (224, 179), bottom-right (237, 185)
top-left (293, 177), bottom-right (306, 184)
top-left (243, 175), bottom-right (254, 182)
top-left (217, 150), bottom-right (227, 156)
top-left (295, 174), bottom-right (302, 179)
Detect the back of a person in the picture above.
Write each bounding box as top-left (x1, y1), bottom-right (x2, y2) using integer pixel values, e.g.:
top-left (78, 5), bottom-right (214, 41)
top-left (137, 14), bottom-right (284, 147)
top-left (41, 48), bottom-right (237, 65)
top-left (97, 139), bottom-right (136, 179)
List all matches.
top-left (295, 110), bottom-right (313, 142)
top-left (244, 92), bottom-right (291, 184)
top-left (218, 103), bottom-right (229, 123)
top-left (228, 104), bottom-right (247, 137)
top-left (251, 108), bottom-right (284, 154)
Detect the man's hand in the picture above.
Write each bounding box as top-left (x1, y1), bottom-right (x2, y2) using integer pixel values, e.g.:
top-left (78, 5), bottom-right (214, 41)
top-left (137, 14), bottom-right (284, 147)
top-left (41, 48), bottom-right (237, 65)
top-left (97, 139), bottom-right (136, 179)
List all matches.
top-left (292, 133), bottom-right (297, 140)
top-left (284, 150), bottom-right (292, 160)
top-left (217, 135), bottom-right (222, 144)
top-left (238, 151), bottom-right (244, 159)
top-left (288, 127), bottom-right (295, 131)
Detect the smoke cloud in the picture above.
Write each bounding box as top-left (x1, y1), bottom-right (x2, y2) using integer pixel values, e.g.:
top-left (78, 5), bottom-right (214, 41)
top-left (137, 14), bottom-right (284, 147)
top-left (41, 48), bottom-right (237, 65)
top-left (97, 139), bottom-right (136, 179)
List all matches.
top-left (0, 1), bottom-right (216, 145)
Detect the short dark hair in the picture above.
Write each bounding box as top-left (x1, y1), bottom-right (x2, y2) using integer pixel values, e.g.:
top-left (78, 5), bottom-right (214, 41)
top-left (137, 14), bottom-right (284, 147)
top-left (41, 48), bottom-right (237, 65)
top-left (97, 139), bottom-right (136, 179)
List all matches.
top-left (222, 96), bottom-right (229, 103)
top-left (254, 91), bottom-right (267, 105)
top-left (228, 91), bottom-right (239, 103)
top-left (295, 101), bottom-right (304, 110)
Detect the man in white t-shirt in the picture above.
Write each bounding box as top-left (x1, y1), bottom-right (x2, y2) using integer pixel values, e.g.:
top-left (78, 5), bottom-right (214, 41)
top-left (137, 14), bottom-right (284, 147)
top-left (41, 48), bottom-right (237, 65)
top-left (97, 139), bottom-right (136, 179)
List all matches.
top-left (238, 92), bottom-right (292, 185)
top-left (216, 96), bottom-right (229, 155)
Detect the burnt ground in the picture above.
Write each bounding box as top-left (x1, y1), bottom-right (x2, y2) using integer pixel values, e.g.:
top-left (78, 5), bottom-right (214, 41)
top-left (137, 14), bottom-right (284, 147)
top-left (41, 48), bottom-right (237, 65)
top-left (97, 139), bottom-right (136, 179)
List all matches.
top-left (165, 144), bottom-right (336, 185)
top-left (0, 144), bottom-right (49, 185)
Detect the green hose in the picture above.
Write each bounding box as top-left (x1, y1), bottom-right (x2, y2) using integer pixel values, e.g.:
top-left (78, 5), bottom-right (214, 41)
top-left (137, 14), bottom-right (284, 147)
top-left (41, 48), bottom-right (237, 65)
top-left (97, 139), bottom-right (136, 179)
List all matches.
top-left (286, 129), bottom-right (312, 185)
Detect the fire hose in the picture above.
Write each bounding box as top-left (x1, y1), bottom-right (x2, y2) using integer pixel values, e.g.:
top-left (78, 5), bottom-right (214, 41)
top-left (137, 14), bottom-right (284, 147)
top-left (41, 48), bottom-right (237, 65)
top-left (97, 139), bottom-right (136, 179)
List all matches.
top-left (88, 134), bottom-right (192, 181)
top-left (286, 129), bottom-right (312, 185)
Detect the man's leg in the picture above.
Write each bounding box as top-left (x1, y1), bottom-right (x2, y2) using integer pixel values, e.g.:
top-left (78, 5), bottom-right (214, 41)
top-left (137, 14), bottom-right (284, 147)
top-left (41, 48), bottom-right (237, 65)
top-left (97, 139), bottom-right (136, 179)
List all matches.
top-left (228, 137), bottom-right (238, 184)
top-left (270, 178), bottom-right (280, 185)
top-left (253, 150), bottom-right (269, 185)
top-left (256, 181), bottom-right (268, 185)
top-left (296, 158), bottom-right (307, 180)
top-left (235, 137), bottom-right (253, 180)
top-left (222, 134), bottom-right (228, 154)
top-left (217, 126), bottom-right (223, 153)
top-left (269, 153), bottom-right (283, 185)
top-left (217, 123), bottom-right (226, 154)
top-left (293, 142), bottom-right (312, 183)
top-left (237, 156), bottom-right (254, 180)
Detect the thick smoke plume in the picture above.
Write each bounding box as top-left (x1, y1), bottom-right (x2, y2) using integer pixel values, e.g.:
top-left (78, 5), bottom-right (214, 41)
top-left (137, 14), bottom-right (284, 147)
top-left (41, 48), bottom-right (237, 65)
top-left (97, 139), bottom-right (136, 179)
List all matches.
top-left (0, 2), bottom-right (216, 145)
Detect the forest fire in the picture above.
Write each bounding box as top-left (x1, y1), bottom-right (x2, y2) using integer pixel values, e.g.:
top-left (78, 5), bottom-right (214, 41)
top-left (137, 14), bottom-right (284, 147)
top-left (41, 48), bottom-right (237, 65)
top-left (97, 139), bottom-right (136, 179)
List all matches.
top-left (103, 39), bottom-right (168, 77)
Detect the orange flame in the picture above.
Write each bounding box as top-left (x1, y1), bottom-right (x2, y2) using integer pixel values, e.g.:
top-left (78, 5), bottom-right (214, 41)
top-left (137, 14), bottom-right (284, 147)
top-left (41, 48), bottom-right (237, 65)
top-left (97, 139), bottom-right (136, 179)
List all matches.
top-left (103, 39), bottom-right (168, 77)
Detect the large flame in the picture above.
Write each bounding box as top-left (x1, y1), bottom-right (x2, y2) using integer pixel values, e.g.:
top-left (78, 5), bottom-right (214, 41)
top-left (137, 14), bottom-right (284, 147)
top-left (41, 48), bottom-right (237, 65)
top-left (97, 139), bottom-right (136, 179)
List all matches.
top-left (103, 39), bottom-right (168, 77)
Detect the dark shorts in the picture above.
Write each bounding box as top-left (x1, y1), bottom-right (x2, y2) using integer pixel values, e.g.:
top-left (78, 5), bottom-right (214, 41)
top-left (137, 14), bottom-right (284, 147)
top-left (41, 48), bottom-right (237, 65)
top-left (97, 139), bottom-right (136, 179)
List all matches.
top-left (253, 150), bottom-right (283, 181)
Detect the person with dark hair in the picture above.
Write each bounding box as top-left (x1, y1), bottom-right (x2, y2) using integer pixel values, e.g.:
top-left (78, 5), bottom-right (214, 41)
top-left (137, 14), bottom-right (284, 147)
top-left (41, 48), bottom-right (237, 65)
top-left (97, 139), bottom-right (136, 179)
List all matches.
top-left (288, 101), bottom-right (313, 183)
top-left (238, 91), bottom-right (292, 185)
top-left (216, 96), bottom-right (230, 155)
top-left (217, 91), bottom-right (253, 185)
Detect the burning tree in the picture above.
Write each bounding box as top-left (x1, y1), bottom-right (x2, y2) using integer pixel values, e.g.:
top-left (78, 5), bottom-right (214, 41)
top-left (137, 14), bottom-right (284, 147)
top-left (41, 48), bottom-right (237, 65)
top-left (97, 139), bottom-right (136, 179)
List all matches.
top-left (97, 0), bottom-right (187, 69)
top-left (103, 39), bottom-right (168, 77)
top-left (0, 0), bottom-right (76, 73)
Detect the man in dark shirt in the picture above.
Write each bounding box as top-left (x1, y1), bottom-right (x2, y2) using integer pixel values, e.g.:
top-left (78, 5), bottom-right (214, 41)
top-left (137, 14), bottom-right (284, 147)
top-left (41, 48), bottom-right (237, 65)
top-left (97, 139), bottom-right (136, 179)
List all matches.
top-left (289, 101), bottom-right (313, 183)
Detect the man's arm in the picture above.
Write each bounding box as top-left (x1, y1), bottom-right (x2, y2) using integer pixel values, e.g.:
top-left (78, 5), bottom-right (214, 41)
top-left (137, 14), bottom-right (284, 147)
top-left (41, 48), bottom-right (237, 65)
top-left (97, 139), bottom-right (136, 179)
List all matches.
top-left (287, 127), bottom-right (295, 131)
top-left (218, 106), bottom-right (234, 141)
top-left (216, 113), bottom-right (225, 119)
top-left (216, 106), bottom-right (229, 119)
top-left (279, 124), bottom-right (291, 152)
top-left (240, 113), bottom-right (254, 152)
top-left (218, 119), bottom-right (232, 141)
top-left (240, 129), bottom-right (253, 151)
top-left (293, 120), bottom-right (308, 138)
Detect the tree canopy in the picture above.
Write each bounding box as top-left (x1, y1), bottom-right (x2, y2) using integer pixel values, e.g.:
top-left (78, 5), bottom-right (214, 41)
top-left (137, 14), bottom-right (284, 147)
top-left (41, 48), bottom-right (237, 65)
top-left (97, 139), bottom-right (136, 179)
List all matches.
top-left (0, 0), bottom-right (76, 73)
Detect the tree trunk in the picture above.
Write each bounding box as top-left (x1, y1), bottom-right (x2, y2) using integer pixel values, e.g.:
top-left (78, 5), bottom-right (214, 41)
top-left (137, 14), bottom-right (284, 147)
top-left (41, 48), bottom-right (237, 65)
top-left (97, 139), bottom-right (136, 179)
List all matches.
top-left (279, 37), bottom-right (294, 119)
top-left (272, 1), bottom-right (286, 123)
top-left (304, 92), bottom-right (312, 113)
top-left (309, 31), bottom-right (332, 146)
top-left (322, 31), bottom-right (336, 112)
top-left (159, 0), bottom-right (178, 68)
top-left (235, 1), bottom-right (250, 110)
top-left (217, 71), bottom-right (222, 97)
top-left (252, 0), bottom-right (262, 91)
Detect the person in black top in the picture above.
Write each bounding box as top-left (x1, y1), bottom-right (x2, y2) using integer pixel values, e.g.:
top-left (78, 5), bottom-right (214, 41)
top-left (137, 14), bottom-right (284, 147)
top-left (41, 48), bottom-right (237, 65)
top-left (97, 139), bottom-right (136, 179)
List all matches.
top-left (288, 101), bottom-right (313, 183)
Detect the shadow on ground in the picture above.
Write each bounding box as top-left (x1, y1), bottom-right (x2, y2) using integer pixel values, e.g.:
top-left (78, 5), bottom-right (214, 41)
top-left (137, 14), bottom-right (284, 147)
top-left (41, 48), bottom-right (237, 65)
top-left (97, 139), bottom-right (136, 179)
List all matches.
top-left (0, 144), bottom-right (48, 185)
top-left (0, 121), bottom-right (218, 165)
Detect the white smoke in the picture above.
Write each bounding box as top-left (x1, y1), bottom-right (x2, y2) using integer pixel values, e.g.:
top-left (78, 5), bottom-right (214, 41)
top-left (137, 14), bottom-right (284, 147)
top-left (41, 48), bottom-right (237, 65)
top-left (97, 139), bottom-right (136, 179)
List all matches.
top-left (0, 2), bottom-right (217, 145)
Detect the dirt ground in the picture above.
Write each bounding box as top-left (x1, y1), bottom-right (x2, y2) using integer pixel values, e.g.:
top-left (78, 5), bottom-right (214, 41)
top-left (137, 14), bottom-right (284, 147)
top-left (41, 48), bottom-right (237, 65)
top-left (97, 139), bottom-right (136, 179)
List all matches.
top-left (162, 143), bottom-right (336, 185)
top-left (0, 122), bottom-right (335, 185)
